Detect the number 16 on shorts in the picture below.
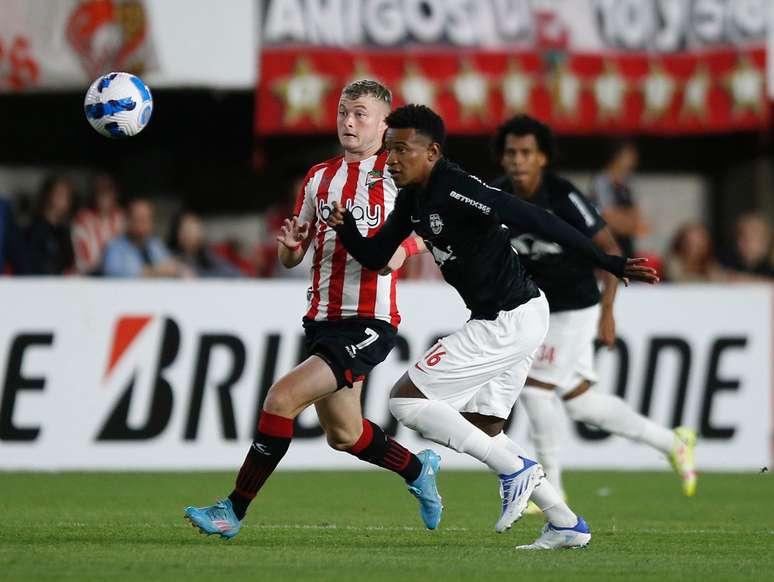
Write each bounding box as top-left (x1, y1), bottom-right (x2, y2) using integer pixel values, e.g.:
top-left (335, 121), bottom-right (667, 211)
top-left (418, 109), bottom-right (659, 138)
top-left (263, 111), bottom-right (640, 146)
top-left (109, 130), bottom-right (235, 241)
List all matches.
top-left (424, 343), bottom-right (446, 367)
top-left (414, 341), bottom-right (447, 374)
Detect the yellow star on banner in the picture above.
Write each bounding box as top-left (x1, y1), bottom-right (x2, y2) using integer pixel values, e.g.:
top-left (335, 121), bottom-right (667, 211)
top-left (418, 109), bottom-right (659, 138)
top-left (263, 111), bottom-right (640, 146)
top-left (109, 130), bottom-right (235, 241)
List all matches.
top-left (399, 62), bottom-right (438, 108)
top-left (272, 57), bottom-right (333, 126)
top-left (640, 62), bottom-right (676, 122)
top-left (451, 59), bottom-right (490, 122)
top-left (548, 61), bottom-right (582, 117)
top-left (500, 60), bottom-right (535, 115)
top-left (681, 62), bottom-right (711, 120)
top-left (722, 55), bottom-right (765, 116)
top-left (594, 61), bottom-right (628, 120)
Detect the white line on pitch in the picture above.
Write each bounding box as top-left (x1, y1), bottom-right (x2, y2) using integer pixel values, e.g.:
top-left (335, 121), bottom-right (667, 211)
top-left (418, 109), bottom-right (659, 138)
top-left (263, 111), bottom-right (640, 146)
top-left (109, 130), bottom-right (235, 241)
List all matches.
top-left (244, 524), bottom-right (469, 532)
top-left (53, 522), bottom-right (469, 532)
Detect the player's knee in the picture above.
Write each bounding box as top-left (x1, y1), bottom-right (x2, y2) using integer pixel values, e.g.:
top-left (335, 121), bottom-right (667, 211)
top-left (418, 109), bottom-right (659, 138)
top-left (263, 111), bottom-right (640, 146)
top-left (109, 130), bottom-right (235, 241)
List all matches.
top-left (262, 384), bottom-right (296, 417)
top-left (325, 425), bottom-right (360, 451)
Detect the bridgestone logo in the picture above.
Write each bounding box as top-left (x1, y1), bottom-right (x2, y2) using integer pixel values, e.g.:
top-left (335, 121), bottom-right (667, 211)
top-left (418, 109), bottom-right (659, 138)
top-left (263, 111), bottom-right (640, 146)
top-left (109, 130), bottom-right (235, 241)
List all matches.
top-left (449, 191), bottom-right (491, 215)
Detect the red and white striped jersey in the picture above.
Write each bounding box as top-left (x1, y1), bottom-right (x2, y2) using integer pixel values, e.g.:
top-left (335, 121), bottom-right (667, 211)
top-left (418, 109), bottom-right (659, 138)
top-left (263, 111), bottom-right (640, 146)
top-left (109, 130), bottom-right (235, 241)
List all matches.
top-left (294, 150), bottom-right (400, 327)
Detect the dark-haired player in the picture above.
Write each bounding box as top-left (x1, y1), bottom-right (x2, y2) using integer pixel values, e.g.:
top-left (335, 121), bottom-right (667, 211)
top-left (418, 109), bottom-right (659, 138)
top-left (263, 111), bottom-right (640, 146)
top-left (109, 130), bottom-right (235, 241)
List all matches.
top-left (183, 81), bottom-right (441, 540)
top-left (491, 115), bottom-right (697, 506)
top-left (326, 104), bottom-right (658, 549)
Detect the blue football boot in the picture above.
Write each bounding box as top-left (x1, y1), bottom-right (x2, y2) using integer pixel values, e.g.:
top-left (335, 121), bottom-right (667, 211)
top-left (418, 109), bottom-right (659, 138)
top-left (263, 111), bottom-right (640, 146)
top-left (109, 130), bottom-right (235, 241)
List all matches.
top-left (184, 498), bottom-right (241, 540)
top-left (407, 449), bottom-right (443, 530)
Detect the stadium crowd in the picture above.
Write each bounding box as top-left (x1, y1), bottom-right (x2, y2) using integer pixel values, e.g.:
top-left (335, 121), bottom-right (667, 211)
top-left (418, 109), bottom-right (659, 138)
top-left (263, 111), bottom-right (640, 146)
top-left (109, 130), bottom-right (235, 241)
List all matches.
top-left (1, 158), bottom-right (773, 283)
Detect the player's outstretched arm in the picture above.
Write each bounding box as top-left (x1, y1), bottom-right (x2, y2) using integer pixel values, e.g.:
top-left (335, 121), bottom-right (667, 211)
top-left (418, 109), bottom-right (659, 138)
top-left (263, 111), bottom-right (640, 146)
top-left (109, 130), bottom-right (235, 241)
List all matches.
top-left (508, 195), bottom-right (658, 283)
top-left (458, 175), bottom-right (658, 283)
top-left (326, 200), bottom-right (414, 271)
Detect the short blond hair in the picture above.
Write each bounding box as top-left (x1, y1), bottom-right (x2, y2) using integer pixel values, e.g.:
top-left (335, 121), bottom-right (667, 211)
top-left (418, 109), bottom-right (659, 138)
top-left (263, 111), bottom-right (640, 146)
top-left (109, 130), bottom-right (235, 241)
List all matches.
top-left (341, 79), bottom-right (392, 107)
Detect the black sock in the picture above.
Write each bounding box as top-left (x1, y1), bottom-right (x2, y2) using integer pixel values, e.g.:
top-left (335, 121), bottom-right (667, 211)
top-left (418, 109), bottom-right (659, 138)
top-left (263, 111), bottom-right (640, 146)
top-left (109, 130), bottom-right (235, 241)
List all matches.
top-left (346, 419), bottom-right (422, 482)
top-left (228, 411), bottom-right (293, 520)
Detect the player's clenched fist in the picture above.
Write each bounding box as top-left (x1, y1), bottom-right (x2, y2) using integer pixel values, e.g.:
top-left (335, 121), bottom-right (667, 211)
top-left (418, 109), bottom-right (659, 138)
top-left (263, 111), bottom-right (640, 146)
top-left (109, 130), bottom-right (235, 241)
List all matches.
top-left (325, 201), bottom-right (347, 228)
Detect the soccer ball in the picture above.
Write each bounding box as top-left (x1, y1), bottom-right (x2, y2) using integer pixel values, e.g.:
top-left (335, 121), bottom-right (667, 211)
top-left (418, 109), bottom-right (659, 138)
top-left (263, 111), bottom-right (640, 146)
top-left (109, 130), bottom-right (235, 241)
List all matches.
top-left (84, 72), bottom-right (153, 138)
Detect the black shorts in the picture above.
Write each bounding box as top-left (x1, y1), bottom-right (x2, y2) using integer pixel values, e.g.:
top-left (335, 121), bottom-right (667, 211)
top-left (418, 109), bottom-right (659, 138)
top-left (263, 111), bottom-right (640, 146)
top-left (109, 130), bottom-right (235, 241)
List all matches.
top-left (302, 317), bottom-right (398, 389)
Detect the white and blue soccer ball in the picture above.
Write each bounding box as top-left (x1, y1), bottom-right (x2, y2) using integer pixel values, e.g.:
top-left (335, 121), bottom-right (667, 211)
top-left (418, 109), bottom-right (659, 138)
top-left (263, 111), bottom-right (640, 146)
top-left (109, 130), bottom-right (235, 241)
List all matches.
top-left (84, 72), bottom-right (153, 138)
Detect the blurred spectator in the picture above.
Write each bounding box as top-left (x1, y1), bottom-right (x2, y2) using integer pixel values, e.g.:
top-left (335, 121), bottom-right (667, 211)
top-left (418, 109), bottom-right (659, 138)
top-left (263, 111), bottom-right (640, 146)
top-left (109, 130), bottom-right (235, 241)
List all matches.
top-left (212, 237), bottom-right (258, 277)
top-left (72, 173), bottom-right (125, 275)
top-left (168, 211), bottom-right (242, 278)
top-left (663, 223), bottom-right (721, 282)
top-left (719, 213), bottom-right (774, 280)
top-left (589, 140), bottom-right (648, 258)
top-left (25, 175), bottom-right (75, 275)
top-left (102, 198), bottom-right (189, 278)
top-left (0, 196), bottom-right (27, 274)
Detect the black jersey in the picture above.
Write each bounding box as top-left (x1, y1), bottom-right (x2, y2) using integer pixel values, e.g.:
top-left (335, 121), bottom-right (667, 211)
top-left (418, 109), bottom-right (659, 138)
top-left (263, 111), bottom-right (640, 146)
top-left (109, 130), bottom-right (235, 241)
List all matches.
top-left (333, 158), bottom-right (625, 320)
top-left (492, 173), bottom-right (607, 313)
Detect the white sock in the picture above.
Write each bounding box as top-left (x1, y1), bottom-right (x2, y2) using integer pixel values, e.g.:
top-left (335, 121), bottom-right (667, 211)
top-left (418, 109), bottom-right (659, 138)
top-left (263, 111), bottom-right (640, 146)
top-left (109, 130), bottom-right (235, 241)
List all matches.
top-left (492, 432), bottom-right (577, 527)
top-left (563, 390), bottom-right (675, 453)
top-left (519, 386), bottom-right (564, 494)
top-left (389, 397), bottom-right (523, 475)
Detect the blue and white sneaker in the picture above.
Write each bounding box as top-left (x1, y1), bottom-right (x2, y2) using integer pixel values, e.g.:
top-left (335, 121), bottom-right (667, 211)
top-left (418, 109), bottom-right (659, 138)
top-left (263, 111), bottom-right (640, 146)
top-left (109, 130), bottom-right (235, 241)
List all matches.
top-left (184, 498), bottom-right (241, 540)
top-left (516, 516), bottom-right (591, 550)
top-left (407, 449), bottom-right (443, 530)
top-left (495, 456), bottom-right (544, 533)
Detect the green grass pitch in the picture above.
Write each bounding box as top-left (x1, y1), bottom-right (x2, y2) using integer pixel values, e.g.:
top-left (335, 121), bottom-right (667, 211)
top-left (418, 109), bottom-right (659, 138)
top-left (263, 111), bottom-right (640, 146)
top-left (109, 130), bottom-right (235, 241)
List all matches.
top-left (1, 470), bottom-right (771, 581)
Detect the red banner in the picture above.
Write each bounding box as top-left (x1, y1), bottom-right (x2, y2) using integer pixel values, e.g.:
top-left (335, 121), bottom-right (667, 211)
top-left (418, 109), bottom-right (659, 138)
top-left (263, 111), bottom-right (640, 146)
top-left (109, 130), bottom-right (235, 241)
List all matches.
top-left (256, 48), bottom-right (768, 136)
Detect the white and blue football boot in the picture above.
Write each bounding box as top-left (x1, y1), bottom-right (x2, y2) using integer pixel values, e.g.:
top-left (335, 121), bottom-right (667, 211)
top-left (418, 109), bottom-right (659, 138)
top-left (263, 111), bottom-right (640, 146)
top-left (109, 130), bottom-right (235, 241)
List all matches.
top-left (184, 498), bottom-right (241, 540)
top-left (495, 456), bottom-right (544, 533)
top-left (407, 449), bottom-right (443, 530)
top-left (516, 516), bottom-right (591, 550)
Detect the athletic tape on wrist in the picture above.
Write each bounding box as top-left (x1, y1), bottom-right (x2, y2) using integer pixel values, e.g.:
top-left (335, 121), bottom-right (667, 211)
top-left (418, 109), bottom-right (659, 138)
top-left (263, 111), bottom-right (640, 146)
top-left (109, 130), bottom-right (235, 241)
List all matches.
top-left (401, 237), bottom-right (420, 257)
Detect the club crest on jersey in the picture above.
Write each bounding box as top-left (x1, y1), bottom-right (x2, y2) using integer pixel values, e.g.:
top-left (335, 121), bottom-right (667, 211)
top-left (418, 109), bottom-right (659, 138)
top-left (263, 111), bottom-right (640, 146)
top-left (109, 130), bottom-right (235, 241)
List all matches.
top-left (429, 213), bottom-right (444, 234)
top-left (366, 169), bottom-right (383, 189)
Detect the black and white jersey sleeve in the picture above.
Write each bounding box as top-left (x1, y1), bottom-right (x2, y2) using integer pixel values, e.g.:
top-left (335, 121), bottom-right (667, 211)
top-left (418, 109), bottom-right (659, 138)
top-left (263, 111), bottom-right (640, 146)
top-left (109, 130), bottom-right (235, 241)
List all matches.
top-left (447, 170), bottom-right (625, 277)
top-left (495, 173), bottom-right (612, 312)
top-left (551, 179), bottom-right (606, 239)
top-left (336, 159), bottom-right (624, 320)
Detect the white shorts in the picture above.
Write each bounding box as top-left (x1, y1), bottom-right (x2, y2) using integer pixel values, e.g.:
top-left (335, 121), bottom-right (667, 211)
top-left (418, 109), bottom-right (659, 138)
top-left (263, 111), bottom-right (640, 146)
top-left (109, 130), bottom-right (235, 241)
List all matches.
top-left (528, 303), bottom-right (600, 397)
top-left (408, 292), bottom-right (549, 419)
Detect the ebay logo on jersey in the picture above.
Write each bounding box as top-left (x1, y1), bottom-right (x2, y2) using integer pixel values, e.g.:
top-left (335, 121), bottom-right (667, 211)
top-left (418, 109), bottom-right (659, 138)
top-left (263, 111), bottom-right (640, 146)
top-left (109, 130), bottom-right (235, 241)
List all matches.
top-left (317, 199), bottom-right (382, 229)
